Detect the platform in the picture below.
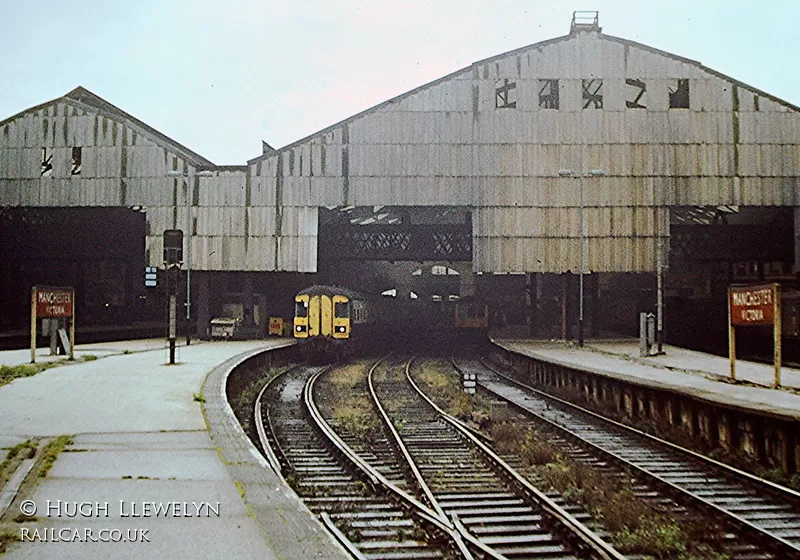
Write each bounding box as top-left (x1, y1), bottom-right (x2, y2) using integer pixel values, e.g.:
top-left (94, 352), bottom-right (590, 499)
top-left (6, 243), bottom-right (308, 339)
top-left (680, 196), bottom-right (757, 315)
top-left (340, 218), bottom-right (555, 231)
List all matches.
top-left (0, 338), bottom-right (350, 559)
top-left (0, 338), bottom-right (180, 367)
top-left (492, 338), bottom-right (800, 421)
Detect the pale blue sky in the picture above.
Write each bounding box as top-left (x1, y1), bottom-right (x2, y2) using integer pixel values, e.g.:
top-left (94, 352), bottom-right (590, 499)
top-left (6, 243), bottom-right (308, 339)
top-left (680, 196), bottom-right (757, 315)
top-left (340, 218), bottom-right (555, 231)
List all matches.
top-left (1, 1), bottom-right (797, 164)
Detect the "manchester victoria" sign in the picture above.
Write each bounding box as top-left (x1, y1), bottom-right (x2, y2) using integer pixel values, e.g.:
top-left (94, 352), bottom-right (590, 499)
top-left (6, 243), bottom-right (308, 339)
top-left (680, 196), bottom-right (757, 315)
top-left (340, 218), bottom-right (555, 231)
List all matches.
top-left (729, 284), bottom-right (776, 326)
top-left (727, 282), bottom-right (782, 387)
top-left (35, 287), bottom-right (74, 318)
top-left (30, 286), bottom-right (76, 363)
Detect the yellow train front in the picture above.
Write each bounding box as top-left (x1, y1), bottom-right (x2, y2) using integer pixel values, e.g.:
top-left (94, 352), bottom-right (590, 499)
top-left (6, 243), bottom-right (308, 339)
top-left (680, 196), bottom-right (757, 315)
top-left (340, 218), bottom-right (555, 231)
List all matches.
top-left (293, 285), bottom-right (371, 359)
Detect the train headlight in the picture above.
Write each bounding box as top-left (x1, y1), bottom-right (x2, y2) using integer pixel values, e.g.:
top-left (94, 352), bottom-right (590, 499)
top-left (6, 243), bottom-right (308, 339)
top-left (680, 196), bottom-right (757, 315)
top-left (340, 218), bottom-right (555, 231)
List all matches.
top-left (296, 325), bottom-right (305, 332)
top-left (336, 326), bottom-right (346, 333)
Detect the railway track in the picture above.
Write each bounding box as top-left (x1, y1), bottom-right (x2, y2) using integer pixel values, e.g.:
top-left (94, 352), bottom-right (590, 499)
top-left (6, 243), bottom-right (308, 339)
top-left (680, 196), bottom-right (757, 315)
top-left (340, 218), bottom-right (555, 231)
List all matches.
top-left (255, 364), bottom-right (460, 560)
top-left (453, 356), bottom-right (800, 559)
top-left (360, 357), bottom-right (624, 560)
top-left (254, 354), bottom-right (799, 559)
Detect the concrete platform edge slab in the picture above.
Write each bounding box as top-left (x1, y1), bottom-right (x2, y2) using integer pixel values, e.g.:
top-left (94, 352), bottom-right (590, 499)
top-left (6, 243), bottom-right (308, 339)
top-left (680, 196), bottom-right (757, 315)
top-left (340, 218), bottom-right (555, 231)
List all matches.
top-left (0, 459), bottom-right (35, 516)
top-left (201, 346), bottom-right (352, 560)
top-left (492, 338), bottom-right (800, 422)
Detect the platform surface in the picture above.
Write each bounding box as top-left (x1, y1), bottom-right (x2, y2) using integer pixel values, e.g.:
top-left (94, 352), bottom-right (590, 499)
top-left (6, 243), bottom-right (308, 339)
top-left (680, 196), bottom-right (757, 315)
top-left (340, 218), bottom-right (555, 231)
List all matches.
top-left (0, 338), bottom-right (175, 367)
top-left (0, 338), bottom-right (349, 559)
top-left (493, 338), bottom-right (800, 421)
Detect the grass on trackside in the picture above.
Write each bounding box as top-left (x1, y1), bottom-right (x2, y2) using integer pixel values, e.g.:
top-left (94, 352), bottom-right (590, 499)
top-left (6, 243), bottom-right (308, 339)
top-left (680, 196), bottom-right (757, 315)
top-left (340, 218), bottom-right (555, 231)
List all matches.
top-left (413, 360), bottom-right (729, 560)
top-left (228, 366), bottom-right (290, 440)
top-left (413, 360), bottom-right (492, 427)
top-left (326, 364), bottom-right (381, 440)
top-left (491, 422), bottom-right (728, 559)
top-left (539, 375), bottom-right (800, 494)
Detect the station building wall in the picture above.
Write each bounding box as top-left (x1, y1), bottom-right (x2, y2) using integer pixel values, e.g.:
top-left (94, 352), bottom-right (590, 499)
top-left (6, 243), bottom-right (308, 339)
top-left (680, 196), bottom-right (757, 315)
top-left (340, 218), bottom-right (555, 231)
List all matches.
top-left (249, 29), bottom-right (800, 274)
top-left (0, 28), bottom-right (798, 278)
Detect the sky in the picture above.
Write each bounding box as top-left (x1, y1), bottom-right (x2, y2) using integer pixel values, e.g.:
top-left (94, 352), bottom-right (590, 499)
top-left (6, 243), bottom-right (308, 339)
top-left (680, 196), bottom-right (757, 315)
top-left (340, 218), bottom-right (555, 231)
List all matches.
top-left (1, 1), bottom-right (798, 164)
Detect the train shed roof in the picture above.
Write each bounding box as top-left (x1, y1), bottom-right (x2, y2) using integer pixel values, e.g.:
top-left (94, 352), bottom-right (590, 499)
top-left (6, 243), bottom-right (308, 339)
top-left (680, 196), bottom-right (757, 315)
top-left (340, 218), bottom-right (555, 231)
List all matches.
top-left (0, 86), bottom-right (214, 167)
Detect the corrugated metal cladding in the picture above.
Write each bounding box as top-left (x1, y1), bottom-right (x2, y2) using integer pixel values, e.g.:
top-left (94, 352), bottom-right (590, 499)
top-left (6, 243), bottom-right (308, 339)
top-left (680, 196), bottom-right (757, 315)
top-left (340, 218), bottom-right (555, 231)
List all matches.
top-left (2, 30), bottom-right (800, 273)
top-left (246, 31), bottom-right (799, 273)
top-left (0, 92), bottom-right (317, 272)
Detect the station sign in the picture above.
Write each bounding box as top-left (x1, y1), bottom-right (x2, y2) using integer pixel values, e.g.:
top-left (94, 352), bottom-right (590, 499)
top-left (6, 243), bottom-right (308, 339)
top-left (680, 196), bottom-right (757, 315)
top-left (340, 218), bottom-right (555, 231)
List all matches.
top-left (31, 286), bottom-right (75, 363)
top-left (35, 287), bottom-right (74, 318)
top-left (729, 284), bottom-right (776, 326)
top-left (727, 283), bottom-right (781, 387)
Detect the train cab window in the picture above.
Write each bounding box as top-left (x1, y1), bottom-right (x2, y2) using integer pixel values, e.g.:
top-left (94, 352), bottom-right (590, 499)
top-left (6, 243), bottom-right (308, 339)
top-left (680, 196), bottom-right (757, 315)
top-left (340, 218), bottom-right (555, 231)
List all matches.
top-left (295, 300), bottom-right (308, 317)
top-left (335, 301), bottom-right (349, 318)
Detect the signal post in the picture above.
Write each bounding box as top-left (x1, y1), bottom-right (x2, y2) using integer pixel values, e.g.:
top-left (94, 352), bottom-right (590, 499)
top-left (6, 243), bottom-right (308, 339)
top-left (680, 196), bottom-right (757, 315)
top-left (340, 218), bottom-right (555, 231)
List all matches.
top-left (164, 229), bottom-right (184, 365)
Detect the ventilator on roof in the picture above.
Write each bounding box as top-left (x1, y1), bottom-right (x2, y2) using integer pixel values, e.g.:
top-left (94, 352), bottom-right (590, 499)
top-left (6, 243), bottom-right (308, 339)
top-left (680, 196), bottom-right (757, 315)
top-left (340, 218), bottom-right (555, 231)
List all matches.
top-left (570, 11), bottom-right (601, 34)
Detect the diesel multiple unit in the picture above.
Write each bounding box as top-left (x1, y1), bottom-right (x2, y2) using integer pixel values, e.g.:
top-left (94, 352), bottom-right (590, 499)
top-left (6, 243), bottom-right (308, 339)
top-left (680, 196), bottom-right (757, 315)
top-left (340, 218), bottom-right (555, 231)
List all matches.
top-left (293, 285), bottom-right (372, 356)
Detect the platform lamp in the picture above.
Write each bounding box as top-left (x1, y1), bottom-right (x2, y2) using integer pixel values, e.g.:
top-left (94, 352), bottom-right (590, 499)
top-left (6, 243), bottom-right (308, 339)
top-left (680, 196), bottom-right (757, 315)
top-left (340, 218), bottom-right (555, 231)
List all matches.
top-left (166, 168), bottom-right (214, 345)
top-left (557, 168), bottom-right (606, 347)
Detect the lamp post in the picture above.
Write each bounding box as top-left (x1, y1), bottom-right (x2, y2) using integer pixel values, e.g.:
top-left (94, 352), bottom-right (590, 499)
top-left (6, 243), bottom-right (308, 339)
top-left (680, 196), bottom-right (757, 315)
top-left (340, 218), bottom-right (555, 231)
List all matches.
top-left (167, 169), bottom-right (213, 345)
top-left (558, 168), bottom-right (606, 346)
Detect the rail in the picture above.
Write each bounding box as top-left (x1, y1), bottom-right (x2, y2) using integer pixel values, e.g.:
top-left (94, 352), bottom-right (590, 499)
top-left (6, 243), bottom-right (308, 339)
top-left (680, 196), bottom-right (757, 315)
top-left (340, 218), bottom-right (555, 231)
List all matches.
top-left (404, 357), bottom-right (626, 560)
top-left (473, 357), bottom-right (800, 558)
top-left (306, 365), bottom-right (476, 560)
top-left (367, 357), bottom-right (507, 560)
top-left (254, 364), bottom-right (300, 475)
